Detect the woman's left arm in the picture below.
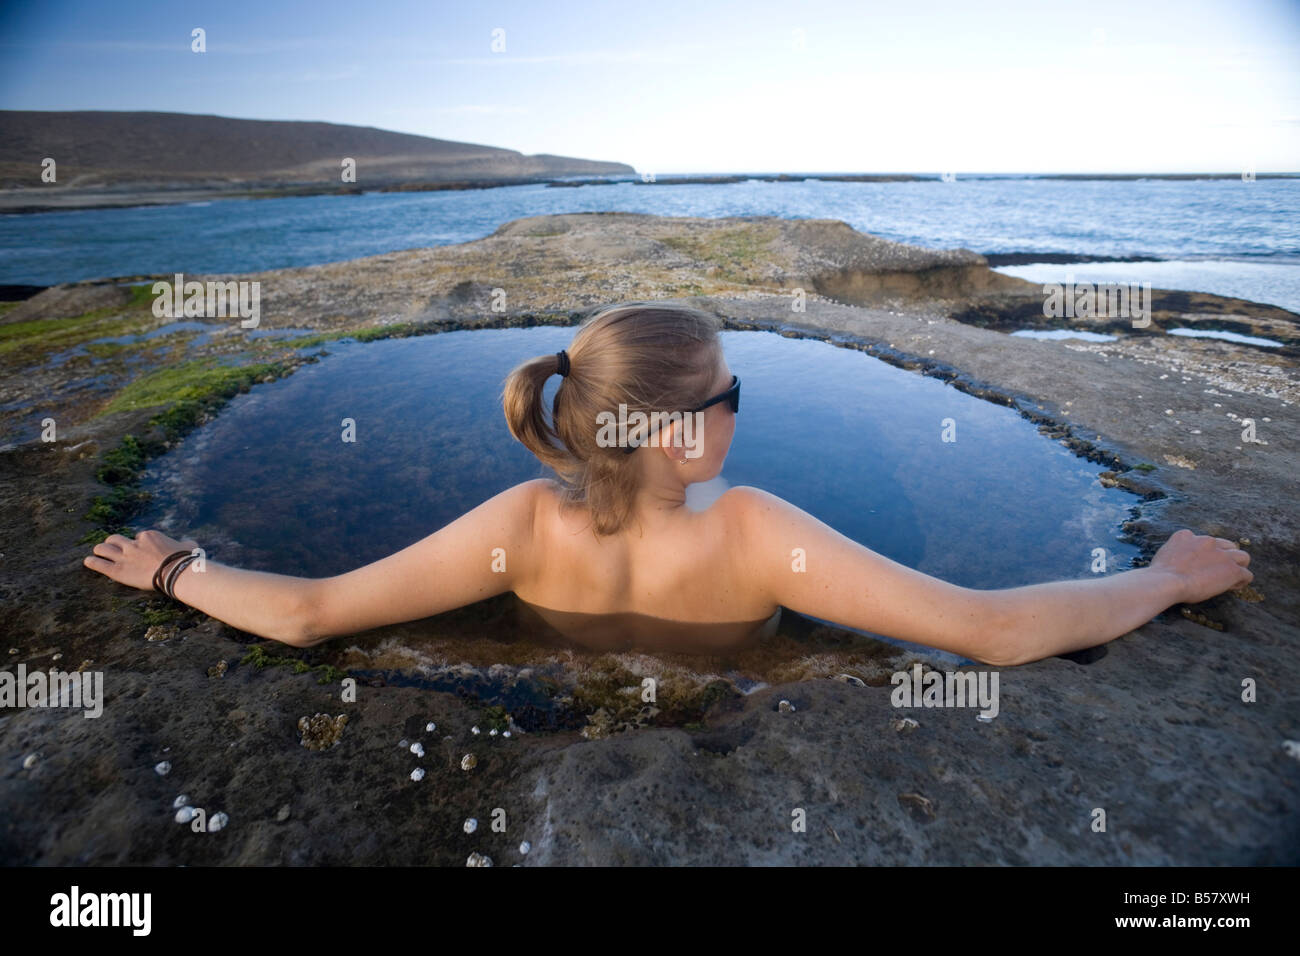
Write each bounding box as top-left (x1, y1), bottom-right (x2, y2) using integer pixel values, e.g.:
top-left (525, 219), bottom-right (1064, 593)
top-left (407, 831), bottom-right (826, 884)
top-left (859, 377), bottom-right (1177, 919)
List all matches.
top-left (83, 479), bottom-right (546, 646)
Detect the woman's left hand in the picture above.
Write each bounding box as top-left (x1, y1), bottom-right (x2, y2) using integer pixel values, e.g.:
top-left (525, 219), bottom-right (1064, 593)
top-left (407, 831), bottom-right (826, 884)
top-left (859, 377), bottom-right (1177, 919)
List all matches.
top-left (84, 529), bottom-right (199, 593)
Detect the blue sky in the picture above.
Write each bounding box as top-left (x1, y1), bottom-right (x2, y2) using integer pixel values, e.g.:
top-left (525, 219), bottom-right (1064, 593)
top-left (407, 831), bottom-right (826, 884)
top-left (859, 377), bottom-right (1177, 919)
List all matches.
top-left (1, 0), bottom-right (1297, 173)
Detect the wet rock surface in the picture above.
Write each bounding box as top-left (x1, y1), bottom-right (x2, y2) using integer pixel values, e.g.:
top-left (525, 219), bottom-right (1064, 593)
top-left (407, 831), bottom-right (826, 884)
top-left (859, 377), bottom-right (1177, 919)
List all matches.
top-left (1, 213), bottom-right (1297, 864)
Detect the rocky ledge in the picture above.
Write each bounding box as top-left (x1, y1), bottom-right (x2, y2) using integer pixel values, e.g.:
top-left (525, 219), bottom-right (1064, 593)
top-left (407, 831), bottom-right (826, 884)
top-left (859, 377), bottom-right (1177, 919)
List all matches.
top-left (1, 213), bottom-right (1296, 865)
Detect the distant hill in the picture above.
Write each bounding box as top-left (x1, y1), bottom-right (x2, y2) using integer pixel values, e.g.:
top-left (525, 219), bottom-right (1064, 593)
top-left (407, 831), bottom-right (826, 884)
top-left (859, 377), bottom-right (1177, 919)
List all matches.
top-left (0, 110), bottom-right (635, 191)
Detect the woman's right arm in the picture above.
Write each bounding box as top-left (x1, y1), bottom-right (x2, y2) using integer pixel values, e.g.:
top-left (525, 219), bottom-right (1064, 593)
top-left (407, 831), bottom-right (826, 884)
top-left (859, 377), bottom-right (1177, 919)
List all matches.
top-left (726, 486), bottom-right (1252, 666)
top-left (84, 479), bottom-right (548, 647)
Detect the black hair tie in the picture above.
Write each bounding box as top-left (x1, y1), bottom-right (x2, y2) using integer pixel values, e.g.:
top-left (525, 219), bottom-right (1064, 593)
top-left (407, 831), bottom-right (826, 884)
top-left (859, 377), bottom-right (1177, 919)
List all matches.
top-left (555, 350), bottom-right (570, 377)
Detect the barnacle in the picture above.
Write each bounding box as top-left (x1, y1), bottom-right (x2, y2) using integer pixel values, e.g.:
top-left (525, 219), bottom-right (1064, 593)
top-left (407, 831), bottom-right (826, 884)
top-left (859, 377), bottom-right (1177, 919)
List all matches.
top-left (298, 713), bottom-right (349, 750)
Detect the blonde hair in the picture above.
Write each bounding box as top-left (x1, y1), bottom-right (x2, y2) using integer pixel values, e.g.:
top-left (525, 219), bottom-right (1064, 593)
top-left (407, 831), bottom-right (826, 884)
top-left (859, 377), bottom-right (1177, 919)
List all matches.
top-left (503, 301), bottom-right (723, 535)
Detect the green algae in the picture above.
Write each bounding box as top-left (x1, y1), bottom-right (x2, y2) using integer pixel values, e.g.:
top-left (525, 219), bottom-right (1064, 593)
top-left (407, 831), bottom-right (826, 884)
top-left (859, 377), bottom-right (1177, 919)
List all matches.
top-left (240, 644), bottom-right (349, 684)
top-left (95, 434), bottom-right (146, 484)
top-left (0, 286), bottom-right (156, 357)
top-left (80, 358), bottom-right (305, 542)
top-left (80, 484), bottom-right (150, 543)
top-left (280, 322), bottom-right (453, 350)
top-left (479, 704), bottom-right (510, 732)
top-left (0, 309), bottom-right (145, 357)
top-left (1133, 462), bottom-right (1157, 472)
top-left (96, 358), bottom-right (290, 418)
top-left (281, 312), bottom-right (581, 352)
top-left (279, 326), bottom-right (415, 349)
top-left (84, 325), bottom-right (202, 359)
top-left (240, 645), bottom-right (280, 669)
top-left (570, 661), bottom-right (742, 734)
top-left (280, 329), bottom-right (352, 349)
top-left (660, 225), bottom-right (779, 283)
top-left (124, 283), bottom-right (156, 307)
top-left (135, 602), bottom-right (181, 627)
top-left (84, 340), bottom-right (146, 359)
top-left (80, 432), bottom-right (156, 543)
top-left (673, 283), bottom-right (707, 296)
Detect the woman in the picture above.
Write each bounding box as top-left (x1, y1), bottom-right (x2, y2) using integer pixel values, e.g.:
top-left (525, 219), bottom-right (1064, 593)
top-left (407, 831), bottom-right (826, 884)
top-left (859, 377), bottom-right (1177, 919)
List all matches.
top-left (83, 301), bottom-right (1253, 664)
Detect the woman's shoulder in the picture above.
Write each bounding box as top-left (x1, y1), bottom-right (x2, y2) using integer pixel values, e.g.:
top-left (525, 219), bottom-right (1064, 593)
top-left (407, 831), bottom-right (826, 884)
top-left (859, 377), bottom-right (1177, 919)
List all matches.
top-left (515, 477), bottom-right (581, 533)
top-left (708, 484), bottom-right (777, 540)
top-left (715, 484), bottom-right (794, 519)
top-left (514, 477), bottom-right (564, 515)
top-left (520, 477), bottom-right (564, 497)
top-left (713, 485), bottom-right (828, 547)
top-left (717, 484), bottom-right (773, 505)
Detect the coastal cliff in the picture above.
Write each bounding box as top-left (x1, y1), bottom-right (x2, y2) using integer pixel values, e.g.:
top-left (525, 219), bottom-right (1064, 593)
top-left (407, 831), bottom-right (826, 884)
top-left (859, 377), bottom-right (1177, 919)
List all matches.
top-left (0, 111), bottom-right (636, 211)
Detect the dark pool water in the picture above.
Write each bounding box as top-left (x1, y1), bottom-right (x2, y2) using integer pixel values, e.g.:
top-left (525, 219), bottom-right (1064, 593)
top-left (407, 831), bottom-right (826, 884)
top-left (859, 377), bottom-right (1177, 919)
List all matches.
top-left (137, 327), bottom-right (1141, 593)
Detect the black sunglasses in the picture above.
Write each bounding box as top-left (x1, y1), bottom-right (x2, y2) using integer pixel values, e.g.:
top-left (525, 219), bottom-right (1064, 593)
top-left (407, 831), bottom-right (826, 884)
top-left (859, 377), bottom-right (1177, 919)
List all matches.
top-left (623, 376), bottom-right (740, 454)
top-left (691, 374), bottom-right (741, 414)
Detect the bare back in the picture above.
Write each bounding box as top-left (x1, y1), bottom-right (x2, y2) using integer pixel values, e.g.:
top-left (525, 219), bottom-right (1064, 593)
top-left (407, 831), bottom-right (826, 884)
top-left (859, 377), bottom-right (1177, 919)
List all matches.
top-left (512, 481), bottom-right (780, 652)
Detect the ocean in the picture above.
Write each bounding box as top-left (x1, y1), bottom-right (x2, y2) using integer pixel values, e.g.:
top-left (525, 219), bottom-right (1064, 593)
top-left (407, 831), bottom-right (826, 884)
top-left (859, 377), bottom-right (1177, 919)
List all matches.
top-left (2, 174), bottom-right (1297, 311)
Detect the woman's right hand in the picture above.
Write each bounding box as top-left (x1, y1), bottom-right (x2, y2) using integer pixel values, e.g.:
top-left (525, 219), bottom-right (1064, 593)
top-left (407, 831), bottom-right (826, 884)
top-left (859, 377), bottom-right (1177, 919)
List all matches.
top-left (1148, 529), bottom-right (1253, 604)
top-left (84, 528), bottom-right (199, 593)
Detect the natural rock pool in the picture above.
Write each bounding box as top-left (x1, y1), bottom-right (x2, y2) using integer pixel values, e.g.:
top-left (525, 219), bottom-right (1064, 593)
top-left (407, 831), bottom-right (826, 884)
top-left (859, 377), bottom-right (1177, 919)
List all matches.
top-left (136, 326), bottom-right (1142, 613)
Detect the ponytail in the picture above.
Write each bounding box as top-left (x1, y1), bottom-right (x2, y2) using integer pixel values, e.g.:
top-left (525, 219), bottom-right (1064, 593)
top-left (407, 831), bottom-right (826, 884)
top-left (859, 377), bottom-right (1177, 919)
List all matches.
top-left (502, 351), bottom-right (575, 478)
top-left (501, 302), bottom-right (722, 535)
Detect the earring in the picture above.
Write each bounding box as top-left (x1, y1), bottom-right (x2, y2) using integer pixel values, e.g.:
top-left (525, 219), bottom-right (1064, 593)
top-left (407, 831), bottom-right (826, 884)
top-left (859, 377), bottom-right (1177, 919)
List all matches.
top-left (679, 459), bottom-right (687, 465)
